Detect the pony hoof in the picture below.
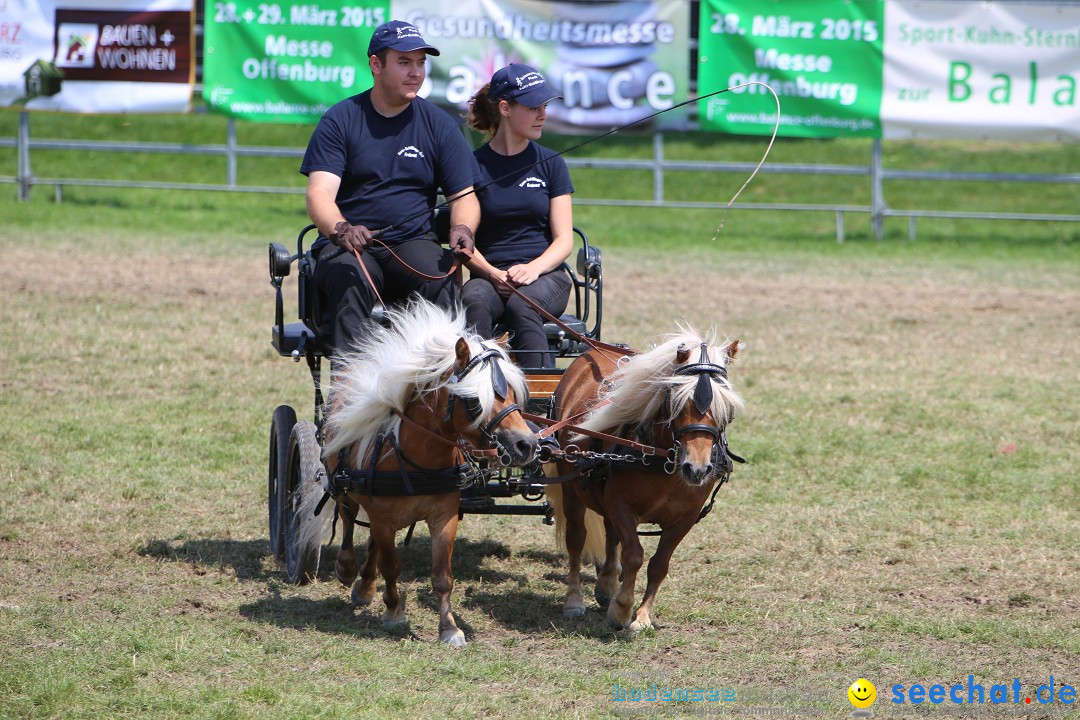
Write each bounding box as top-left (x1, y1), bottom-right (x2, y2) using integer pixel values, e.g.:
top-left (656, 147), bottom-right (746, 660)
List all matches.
top-left (350, 586), bottom-right (373, 606)
top-left (594, 591), bottom-right (612, 608)
top-left (337, 568), bottom-right (357, 587)
top-left (629, 619), bottom-right (654, 633)
top-left (441, 631), bottom-right (467, 648)
top-left (381, 614), bottom-right (408, 629)
top-left (563, 605), bottom-right (587, 618)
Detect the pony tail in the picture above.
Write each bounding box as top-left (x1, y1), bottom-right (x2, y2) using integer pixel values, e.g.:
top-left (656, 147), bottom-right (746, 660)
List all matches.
top-left (467, 83), bottom-right (501, 139)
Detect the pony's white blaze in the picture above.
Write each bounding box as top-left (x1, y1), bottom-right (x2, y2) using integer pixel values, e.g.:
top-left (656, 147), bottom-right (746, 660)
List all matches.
top-left (321, 298), bottom-right (528, 462)
top-left (578, 330), bottom-right (744, 437)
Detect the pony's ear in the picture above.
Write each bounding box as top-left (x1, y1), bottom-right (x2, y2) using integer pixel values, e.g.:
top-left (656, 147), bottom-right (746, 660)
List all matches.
top-left (494, 332), bottom-right (512, 351)
top-left (675, 343), bottom-right (691, 364)
top-left (454, 337), bottom-right (472, 370)
top-left (725, 339), bottom-right (741, 364)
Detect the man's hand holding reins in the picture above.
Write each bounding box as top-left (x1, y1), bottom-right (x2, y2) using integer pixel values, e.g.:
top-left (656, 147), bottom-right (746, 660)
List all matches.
top-left (331, 221), bottom-right (376, 254)
top-left (488, 268), bottom-right (513, 298)
top-left (448, 224), bottom-right (475, 259)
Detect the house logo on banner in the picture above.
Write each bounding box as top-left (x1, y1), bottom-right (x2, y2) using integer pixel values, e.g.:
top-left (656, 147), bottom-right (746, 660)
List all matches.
top-left (54, 22), bottom-right (97, 68)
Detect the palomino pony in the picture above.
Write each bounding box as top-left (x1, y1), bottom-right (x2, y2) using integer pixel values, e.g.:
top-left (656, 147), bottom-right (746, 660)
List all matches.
top-left (546, 330), bottom-right (744, 631)
top-left (297, 299), bottom-right (536, 646)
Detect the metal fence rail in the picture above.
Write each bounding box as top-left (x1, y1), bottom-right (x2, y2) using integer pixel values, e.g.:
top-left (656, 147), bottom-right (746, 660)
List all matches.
top-left (3, 111), bottom-right (1078, 240)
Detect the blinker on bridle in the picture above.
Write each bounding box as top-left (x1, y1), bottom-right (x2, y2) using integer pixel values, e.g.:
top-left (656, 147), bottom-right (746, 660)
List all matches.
top-left (445, 344), bottom-right (521, 445)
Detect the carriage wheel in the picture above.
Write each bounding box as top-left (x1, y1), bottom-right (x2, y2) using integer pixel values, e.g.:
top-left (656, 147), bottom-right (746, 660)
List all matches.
top-left (268, 405), bottom-right (297, 563)
top-left (282, 420), bottom-right (325, 585)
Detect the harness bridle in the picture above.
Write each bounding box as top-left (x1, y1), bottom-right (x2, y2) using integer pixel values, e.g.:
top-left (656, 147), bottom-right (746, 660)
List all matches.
top-left (444, 344), bottom-right (526, 462)
top-left (669, 342), bottom-right (735, 474)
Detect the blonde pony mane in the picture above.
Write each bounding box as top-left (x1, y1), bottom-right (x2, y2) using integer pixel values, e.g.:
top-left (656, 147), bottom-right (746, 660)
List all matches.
top-left (322, 298), bottom-right (528, 461)
top-left (579, 328), bottom-right (744, 436)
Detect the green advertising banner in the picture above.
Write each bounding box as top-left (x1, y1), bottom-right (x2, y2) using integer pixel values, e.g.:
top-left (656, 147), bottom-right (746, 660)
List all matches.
top-left (203, 0), bottom-right (389, 122)
top-left (697, 0), bottom-right (884, 138)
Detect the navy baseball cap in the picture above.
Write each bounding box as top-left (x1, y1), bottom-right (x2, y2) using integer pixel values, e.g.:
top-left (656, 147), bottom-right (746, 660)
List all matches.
top-left (489, 64), bottom-right (560, 107)
top-left (367, 20), bottom-right (440, 57)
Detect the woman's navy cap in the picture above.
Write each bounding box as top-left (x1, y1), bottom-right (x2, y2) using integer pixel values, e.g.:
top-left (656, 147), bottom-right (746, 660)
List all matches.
top-left (489, 64), bottom-right (561, 107)
top-left (367, 20), bottom-right (440, 57)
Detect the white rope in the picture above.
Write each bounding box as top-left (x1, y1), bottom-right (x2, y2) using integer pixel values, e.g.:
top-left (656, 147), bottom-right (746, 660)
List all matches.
top-left (711, 81), bottom-right (782, 241)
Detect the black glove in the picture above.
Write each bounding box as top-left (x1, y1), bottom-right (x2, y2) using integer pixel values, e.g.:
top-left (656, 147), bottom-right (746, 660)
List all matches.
top-left (448, 224), bottom-right (475, 258)
top-left (330, 221), bottom-right (375, 254)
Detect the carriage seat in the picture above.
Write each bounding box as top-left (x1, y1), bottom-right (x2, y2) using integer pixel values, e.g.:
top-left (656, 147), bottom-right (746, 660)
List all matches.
top-left (544, 315), bottom-right (587, 354)
top-left (271, 224), bottom-right (602, 363)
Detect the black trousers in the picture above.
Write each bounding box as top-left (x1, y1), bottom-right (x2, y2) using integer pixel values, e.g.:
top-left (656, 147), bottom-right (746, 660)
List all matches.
top-left (313, 235), bottom-right (459, 358)
top-left (462, 269), bottom-right (571, 368)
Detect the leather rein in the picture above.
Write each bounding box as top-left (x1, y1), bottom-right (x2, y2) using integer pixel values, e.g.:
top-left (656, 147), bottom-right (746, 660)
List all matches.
top-left (352, 240), bottom-right (630, 363)
top-left (522, 342), bottom-right (743, 475)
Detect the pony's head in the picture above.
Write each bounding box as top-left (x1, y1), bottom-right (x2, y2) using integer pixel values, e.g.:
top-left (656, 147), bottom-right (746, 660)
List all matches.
top-left (582, 329), bottom-right (744, 486)
top-left (323, 299), bottom-right (536, 467)
top-left (667, 338), bottom-right (743, 485)
top-left (445, 331), bottom-right (537, 466)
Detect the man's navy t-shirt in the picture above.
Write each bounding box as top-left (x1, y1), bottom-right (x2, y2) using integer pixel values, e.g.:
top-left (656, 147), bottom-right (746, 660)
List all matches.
top-left (473, 142), bottom-right (574, 270)
top-left (300, 91), bottom-right (477, 245)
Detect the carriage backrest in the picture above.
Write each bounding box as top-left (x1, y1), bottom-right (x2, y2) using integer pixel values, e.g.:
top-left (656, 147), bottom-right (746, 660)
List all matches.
top-left (269, 224), bottom-right (326, 359)
top-left (269, 223), bottom-right (603, 363)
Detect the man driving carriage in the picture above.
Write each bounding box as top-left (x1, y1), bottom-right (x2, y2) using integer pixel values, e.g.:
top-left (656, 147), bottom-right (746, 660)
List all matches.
top-left (300, 20), bottom-right (480, 362)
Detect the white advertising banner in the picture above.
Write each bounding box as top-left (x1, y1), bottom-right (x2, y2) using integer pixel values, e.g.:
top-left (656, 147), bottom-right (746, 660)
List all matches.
top-left (0, 0), bottom-right (193, 113)
top-left (882, 1), bottom-right (1080, 141)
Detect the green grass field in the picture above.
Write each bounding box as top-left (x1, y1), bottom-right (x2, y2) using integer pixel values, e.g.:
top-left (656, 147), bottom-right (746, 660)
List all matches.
top-left (1, 110), bottom-right (1078, 719)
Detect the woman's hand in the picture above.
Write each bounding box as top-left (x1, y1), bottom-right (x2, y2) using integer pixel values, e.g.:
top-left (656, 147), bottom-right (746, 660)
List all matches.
top-left (506, 262), bottom-right (541, 287)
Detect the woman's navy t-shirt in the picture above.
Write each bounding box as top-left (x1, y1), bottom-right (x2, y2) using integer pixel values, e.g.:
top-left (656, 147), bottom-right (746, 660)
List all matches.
top-left (300, 91), bottom-right (478, 245)
top-left (473, 141), bottom-right (574, 270)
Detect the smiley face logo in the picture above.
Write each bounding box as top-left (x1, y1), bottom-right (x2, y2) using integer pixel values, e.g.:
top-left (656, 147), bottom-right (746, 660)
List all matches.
top-left (848, 678), bottom-right (876, 709)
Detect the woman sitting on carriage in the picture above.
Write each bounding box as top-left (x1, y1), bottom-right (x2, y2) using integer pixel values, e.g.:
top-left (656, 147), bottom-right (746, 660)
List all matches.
top-left (463, 64), bottom-right (575, 368)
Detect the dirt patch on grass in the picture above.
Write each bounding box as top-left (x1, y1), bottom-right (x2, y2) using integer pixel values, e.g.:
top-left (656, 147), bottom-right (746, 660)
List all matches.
top-left (8, 246), bottom-right (262, 306)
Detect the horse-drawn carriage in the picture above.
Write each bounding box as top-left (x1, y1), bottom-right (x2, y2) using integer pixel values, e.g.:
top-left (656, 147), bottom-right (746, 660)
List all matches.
top-left (264, 224), bottom-right (744, 643)
top-left (266, 224), bottom-right (603, 582)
